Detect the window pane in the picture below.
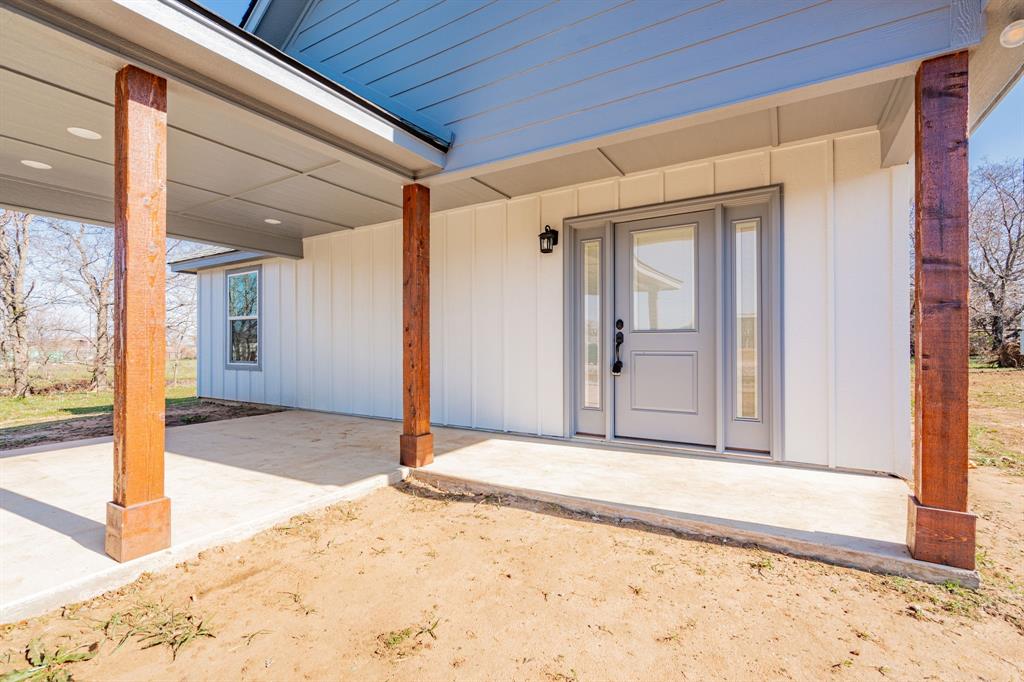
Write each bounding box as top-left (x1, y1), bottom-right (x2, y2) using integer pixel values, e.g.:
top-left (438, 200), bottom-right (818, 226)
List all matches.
top-left (228, 272), bottom-right (258, 317)
top-left (582, 240), bottom-right (601, 409)
top-left (230, 319), bottom-right (259, 363)
top-left (735, 219), bottom-right (759, 419)
top-left (632, 225), bottom-right (695, 331)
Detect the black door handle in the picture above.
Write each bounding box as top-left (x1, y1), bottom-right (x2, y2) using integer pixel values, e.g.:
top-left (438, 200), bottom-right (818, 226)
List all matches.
top-left (612, 319), bottom-right (624, 376)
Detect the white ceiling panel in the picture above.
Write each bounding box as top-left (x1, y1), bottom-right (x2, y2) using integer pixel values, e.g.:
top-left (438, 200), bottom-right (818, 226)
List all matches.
top-left (166, 129), bottom-right (294, 196)
top-left (167, 84), bottom-right (338, 173)
top-left (777, 81), bottom-right (895, 144)
top-left (309, 162), bottom-right (402, 206)
top-left (182, 198), bottom-right (342, 240)
top-left (167, 182), bottom-right (226, 214)
top-left (430, 178), bottom-right (507, 212)
top-left (0, 137), bottom-right (112, 198)
top-left (601, 110), bottom-right (774, 175)
top-left (237, 175), bottom-right (401, 227)
top-left (476, 149), bottom-right (621, 198)
top-left (1, 10), bottom-right (121, 102)
top-left (1, 70), bottom-right (114, 164)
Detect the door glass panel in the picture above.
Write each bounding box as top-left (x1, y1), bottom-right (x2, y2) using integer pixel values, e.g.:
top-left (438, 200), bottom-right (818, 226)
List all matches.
top-left (631, 225), bottom-right (696, 331)
top-left (582, 239), bottom-right (601, 409)
top-left (734, 219), bottom-right (760, 420)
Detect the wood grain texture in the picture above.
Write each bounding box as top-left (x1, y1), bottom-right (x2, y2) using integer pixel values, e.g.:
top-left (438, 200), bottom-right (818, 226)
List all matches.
top-left (402, 183), bottom-right (432, 466)
top-left (910, 51), bottom-right (975, 567)
top-left (907, 495), bottom-right (976, 570)
top-left (109, 64), bottom-right (170, 560)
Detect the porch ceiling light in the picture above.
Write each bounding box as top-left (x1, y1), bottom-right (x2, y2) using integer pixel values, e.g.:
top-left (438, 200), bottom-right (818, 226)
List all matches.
top-left (20, 159), bottom-right (52, 170)
top-left (538, 224), bottom-right (559, 254)
top-left (1001, 19), bottom-right (1024, 48)
top-left (67, 126), bottom-right (102, 140)
top-left (264, 218), bottom-right (282, 225)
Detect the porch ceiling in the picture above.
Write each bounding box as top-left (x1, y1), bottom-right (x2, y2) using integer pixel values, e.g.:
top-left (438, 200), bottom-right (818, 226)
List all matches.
top-left (0, 7), bottom-right (407, 256)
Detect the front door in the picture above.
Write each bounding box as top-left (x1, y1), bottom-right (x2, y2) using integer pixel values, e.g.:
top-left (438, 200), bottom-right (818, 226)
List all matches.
top-left (613, 210), bottom-right (716, 446)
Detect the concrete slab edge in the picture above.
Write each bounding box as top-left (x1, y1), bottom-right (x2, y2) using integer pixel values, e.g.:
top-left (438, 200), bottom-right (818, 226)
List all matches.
top-left (1, 468), bottom-right (410, 624)
top-left (410, 470), bottom-right (980, 589)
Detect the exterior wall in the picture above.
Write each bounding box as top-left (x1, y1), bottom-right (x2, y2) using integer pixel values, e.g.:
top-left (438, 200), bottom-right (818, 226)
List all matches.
top-left (197, 129), bottom-right (911, 476)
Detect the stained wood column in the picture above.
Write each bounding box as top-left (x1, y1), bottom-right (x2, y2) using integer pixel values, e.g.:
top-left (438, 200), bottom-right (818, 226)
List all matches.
top-left (908, 51), bottom-right (975, 570)
top-left (106, 65), bottom-right (171, 562)
top-left (401, 183), bottom-right (433, 467)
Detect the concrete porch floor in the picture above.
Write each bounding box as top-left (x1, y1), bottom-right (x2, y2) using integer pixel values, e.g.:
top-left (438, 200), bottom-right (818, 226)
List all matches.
top-left (1, 410), bottom-right (975, 622)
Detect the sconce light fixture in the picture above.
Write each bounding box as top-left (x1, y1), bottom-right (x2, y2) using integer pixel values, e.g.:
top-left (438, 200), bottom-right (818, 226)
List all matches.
top-left (538, 224), bottom-right (559, 254)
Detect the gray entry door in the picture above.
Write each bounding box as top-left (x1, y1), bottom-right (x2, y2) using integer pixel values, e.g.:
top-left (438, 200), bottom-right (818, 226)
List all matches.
top-left (613, 210), bottom-right (716, 445)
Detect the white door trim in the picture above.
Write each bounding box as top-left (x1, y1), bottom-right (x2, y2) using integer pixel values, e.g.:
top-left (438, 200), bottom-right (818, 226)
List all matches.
top-left (561, 185), bottom-right (784, 461)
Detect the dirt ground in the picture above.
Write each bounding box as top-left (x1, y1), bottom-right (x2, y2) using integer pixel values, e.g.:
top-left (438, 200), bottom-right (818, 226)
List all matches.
top-left (0, 400), bottom-right (281, 451)
top-left (1, 466), bottom-right (1021, 682)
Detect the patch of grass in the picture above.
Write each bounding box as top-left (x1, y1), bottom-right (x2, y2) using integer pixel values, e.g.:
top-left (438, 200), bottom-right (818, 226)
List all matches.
top-left (374, 618), bottom-right (440, 659)
top-left (97, 601), bottom-right (214, 660)
top-left (0, 639), bottom-right (98, 682)
top-left (748, 555), bottom-right (775, 575)
top-left (0, 388), bottom-right (196, 429)
top-left (969, 424), bottom-right (1022, 471)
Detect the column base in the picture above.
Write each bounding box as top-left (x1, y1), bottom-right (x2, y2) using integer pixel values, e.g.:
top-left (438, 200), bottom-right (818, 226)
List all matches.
top-left (400, 433), bottom-right (434, 468)
top-left (105, 497), bottom-right (171, 562)
top-left (906, 495), bottom-right (976, 570)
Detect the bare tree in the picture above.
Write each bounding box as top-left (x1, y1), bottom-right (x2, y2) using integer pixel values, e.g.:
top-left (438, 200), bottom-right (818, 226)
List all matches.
top-left (42, 220), bottom-right (116, 390)
top-left (0, 210), bottom-right (35, 396)
top-left (165, 240), bottom-right (199, 386)
top-left (968, 159), bottom-right (1024, 367)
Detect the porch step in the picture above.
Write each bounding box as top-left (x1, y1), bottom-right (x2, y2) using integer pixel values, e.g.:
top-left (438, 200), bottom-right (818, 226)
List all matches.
top-left (409, 469), bottom-right (979, 588)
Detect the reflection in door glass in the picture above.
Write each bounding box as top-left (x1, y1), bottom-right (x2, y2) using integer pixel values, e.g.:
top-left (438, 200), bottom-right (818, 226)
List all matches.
top-left (631, 225), bottom-right (696, 331)
top-left (582, 240), bottom-right (601, 409)
top-left (735, 219), bottom-right (759, 420)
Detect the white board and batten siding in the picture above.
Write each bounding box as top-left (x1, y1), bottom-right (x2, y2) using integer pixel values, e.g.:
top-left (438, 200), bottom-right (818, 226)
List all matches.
top-left (197, 130), bottom-right (911, 477)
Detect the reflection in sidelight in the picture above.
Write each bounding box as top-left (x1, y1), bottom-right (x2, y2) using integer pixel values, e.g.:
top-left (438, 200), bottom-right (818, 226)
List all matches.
top-left (582, 240), bottom-right (601, 408)
top-left (735, 219), bottom-right (759, 419)
top-left (631, 225), bottom-right (696, 331)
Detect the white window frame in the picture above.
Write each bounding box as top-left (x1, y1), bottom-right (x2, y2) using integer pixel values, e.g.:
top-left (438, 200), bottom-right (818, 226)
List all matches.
top-left (225, 265), bottom-right (261, 370)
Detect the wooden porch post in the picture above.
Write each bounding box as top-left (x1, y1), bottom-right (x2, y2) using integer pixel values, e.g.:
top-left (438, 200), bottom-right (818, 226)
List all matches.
top-left (106, 64), bottom-right (171, 562)
top-left (401, 183), bottom-right (433, 467)
top-left (907, 51), bottom-right (975, 570)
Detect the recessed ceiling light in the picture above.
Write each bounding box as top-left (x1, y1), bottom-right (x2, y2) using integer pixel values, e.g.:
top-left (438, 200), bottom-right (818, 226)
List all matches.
top-left (1001, 19), bottom-right (1024, 48)
top-left (264, 218), bottom-right (282, 225)
top-left (67, 126), bottom-right (102, 140)
top-left (20, 159), bottom-right (52, 170)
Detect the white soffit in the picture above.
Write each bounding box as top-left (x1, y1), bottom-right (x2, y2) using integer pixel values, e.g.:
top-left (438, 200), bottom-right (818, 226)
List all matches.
top-left (17, 0), bottom-right (447, 174)
top-left (0, 5), bottom-right (433, 255)
top-left (432, 75), bottom-right (917, 199)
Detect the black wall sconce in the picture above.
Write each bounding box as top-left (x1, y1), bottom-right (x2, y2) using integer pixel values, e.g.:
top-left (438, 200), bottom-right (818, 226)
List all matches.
top-left (538, 225), bottom-right (559, 254)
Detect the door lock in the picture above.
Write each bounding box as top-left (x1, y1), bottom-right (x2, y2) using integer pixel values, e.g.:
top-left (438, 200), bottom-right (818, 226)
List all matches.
top-left (612, 319), bottom-right (624, 376)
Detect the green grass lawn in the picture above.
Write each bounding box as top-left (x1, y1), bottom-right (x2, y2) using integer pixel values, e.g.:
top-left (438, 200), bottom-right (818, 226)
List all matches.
top-left (0, 386), bottom-right (198, 429)
top-left (0, 360), bottom-right (198, 429)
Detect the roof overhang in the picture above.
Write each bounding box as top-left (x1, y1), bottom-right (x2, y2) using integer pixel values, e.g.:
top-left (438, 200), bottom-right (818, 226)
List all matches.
top-left (9, 0), bottom-right (449, 176)
top-left (170, 249), bottom-right (267, 273)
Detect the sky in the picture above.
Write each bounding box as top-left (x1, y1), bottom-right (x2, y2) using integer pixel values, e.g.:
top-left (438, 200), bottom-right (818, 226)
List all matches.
top-left (970, 77), bottom-right (1023, 168)
top-left (199, 0), bottom-right (251, 24)
top-left (197, 0), bottom-right (1020, 168)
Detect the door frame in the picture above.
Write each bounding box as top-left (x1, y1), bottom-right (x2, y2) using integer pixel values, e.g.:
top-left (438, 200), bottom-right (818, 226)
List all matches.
top-left (561, 185), bottom-right (784, 460)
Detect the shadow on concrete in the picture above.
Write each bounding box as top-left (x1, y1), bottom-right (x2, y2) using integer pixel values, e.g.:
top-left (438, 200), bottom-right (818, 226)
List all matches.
top-left (0, 487), bottom-right (106, 555)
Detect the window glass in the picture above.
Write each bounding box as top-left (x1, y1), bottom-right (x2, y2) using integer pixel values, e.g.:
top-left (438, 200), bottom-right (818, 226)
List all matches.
top-left (734, 219), bottom-right (759, 419)
top-left (228, 271), bottom-right (258, 317)
top-left (582, 240), bottom-right (601, 409)
top-left (230, 319), bottom-right (259, 364)
top-left (631, 225), bottom-right (696, 331)
top-left (227, 269), bottom-right (259, 365)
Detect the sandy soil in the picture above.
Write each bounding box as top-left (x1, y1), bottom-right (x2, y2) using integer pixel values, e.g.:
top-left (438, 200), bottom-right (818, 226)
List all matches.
top-left (1, 467), bottom-right (1020, 681)
top-left (0, 401), bottom-right (281, 451)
